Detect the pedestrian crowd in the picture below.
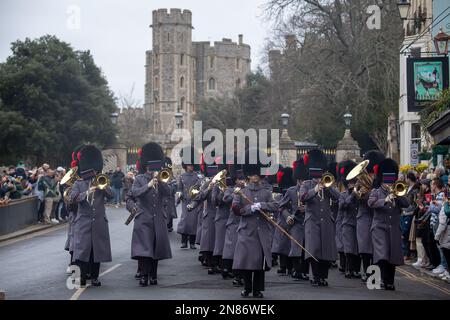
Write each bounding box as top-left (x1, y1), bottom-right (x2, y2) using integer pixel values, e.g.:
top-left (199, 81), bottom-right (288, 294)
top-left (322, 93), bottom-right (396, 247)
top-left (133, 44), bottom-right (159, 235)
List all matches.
top-left (399, 165), bottom-right (450, 282)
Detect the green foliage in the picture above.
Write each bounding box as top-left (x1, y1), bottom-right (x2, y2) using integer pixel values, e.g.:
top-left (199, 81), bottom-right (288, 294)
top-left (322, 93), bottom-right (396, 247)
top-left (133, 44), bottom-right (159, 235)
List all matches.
top-left (0, 35), bottom-right (116, 166)
top-left (420, 89), bottom-right (450, 131)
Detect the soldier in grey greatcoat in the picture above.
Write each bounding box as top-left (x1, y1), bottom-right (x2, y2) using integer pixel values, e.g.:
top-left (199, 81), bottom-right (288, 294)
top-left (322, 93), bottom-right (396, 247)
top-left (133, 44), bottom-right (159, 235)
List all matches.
top-left (221, 166), bottom-right (245, 284)
top-left (131, 142), bottom-right (172, 286)
top-left (357, 150), bottom-right (385, 282)
top-left (338, 160), bottom-right (361, 278)
top-left (70, 145), bottom-right (113, 287)
top-left (189, 164), bottom-right (221, 274)
top-left (271, 167), bottom-right (295, 276)
top-left (176, 146), bottom-right (202, 249)
top-left (163, 157), bottom-right (177, 233)
top-left (368, 158), bottom-right (409, 291)
top-left (279, 158), bottom-right (310, 281)
top-left (232, 149), bottom-right (277, 299)
top-left (63, 145), bottom-right (84, 274)
top-left (300, 149), bottom-right (339, 287)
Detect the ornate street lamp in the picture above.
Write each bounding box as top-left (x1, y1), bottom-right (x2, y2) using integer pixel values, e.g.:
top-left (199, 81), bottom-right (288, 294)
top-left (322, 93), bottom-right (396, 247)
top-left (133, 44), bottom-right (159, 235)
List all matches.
top-left (175, 112), bottom-right (183, 129)
top-left (281, 113), bottom-right (290, 128)
top-left (110, 112), bottom-right (119, 125)
top-left (397, 0), bottom-right (411, 20)
top-left (343, 107), bottom-right (352, 129)
top-left (434, 28), bottom-right (450, 55)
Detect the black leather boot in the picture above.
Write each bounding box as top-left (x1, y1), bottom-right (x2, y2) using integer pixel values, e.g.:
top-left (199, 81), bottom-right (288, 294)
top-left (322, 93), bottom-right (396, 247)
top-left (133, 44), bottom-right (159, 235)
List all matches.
top-left (180, 243), bottom-right (188, 249)
top-left (318, 278), bottom-right (328, 287)
top-left (233, 277), bottom-right (244, 287)
top-left (139, 275), bottom-right (148, 287)
top-left (240, 289), bottom-right (251, 297)
top-left (253, 291), bottom-right (264, 298)
top-left (91, 278), bottom-right (101, 287)
top-left (134, 271), bottom-right (141, 280)
top-left (149, 278), bottom-right (157, 285)
top-left (310, 277), bottom-right (320, 287)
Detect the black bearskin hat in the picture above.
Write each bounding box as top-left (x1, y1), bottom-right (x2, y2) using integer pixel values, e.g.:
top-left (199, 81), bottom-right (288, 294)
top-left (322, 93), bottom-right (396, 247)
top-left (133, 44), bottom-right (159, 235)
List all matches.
top-left (363, 150), bottom-right (385, 174)
top-left (337, 160), bottom-right (357, 188)
top-left (78, 145), bottom-right (103, 176)
top-left (293, 156), bottom-right (308, 181)
top-left (304, 149), bottom-right (327, 179)
top-left (265, 164), bottom-right (282, 185)
top-left (278, 167), bottom-right (295, 192)
top-left (137, 142), bottom-right (165, 174)
top-left (328, 162), bottom-right (338, 179)
top-left (375, 158), bottom-right (399, 187)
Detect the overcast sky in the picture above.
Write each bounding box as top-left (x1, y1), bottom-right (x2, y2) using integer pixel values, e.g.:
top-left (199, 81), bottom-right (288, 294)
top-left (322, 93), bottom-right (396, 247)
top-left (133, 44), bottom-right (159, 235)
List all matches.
top-left (0, 0), bottom-right (271, 104)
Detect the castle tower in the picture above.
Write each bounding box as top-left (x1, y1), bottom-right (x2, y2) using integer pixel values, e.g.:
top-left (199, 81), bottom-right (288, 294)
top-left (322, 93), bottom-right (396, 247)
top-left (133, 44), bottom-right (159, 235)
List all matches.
top-left (145, 9), bottom-right (194, 138)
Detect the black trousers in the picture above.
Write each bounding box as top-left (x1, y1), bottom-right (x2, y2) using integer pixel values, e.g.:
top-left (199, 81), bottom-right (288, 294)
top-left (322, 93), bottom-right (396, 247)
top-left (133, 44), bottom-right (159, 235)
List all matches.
top-left (202, 251), bottom-right (218, 267)
top-left (442, 248), bottom-right (450, 270)
top-left (181, 234), bottom-right (196, 245)
top-left (338, 252), bottom-right (346, 270)
top-left (378, 260), bottom-right (396, 285)
top-left (167, 218), bottom-right (173, 229)
top-left (309, 258), bottom-right (329, 279)
top-left (76, 248), bottom-right (100, 280)
top-left (240, 270), bottom-right (265, 293)
top-left (223, 259), bottom-right (233, 271)
top-left (292, 256), bottom-right (309, 274)
top-left (422, 225), bottom-right (441, 267)
top-left (360, 253), bottom-right (372, 274)
top-left (279, 254), bottom-right (293, 271)
top-left (345, 253), bottom-right (361, 273)
top-left (138, 257), bottom-right (158, 279)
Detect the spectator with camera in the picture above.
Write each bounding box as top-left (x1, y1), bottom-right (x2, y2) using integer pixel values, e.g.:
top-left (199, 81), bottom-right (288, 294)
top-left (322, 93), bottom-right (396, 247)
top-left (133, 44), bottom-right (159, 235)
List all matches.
top-left (38, 169), bottom-right (60, 224)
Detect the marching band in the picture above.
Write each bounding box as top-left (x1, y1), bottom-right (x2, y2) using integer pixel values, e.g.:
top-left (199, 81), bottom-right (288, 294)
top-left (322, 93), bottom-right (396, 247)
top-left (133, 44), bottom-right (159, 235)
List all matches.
top-left (62, 143), bottom-right (410, 296)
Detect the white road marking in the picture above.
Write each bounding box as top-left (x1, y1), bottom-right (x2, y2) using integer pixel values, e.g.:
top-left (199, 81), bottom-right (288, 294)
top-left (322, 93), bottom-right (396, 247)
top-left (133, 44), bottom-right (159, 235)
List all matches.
top-left (69, 263), bottom-right (122, 300)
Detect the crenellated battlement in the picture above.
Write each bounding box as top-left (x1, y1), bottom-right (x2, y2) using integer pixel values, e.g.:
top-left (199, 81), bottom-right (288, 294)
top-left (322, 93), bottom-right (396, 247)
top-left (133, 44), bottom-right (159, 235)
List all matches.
top-left (152, 8), bottom-right (192, 26)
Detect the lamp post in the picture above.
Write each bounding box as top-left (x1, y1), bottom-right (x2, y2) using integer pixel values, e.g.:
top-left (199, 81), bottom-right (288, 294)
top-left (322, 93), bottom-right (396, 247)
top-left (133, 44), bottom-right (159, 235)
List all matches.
top-left (343, 107), bottom-right (352, 129)
top-left (110, 112), bottom-right (119, 125)
top-left (434, 28), bottom-right (450, 55)
top-left (175, 112), bottom-right (183, 129)
top-left (397, 1), bottom-right (410, 20)
top-left (281, 113), bottom-right (290, 129)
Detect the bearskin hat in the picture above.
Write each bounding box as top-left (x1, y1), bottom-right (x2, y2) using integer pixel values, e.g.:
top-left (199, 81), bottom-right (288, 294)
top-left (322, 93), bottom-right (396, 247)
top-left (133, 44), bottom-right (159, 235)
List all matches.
top-left (277, 167), bottom-right (295, 192)
top-left (304, 149), bottom-right (327, 179)
top-left (180, 145), bottom-right (201, 171)
top-left (78, 145), bottom-right (103, 177)
top-left (242, 148), bottom-right (266, 177)
top-left (293, 156), bottom-right (308, 181)
top-left (328, 162), bottom-right (338, 179)
top-left (363, 150), bottom-right (385, 174)
top-left (375, 158), bottom-right (399, 187)
top-left (137, 142), bottom-right (165, 174)
top-left (337, 160), bottom-right (357, 188)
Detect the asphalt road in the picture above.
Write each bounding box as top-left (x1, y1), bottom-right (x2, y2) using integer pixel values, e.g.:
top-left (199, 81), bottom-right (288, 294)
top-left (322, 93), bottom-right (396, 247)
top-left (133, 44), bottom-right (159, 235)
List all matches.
top-left (0, 206), bottom-right (449, 300)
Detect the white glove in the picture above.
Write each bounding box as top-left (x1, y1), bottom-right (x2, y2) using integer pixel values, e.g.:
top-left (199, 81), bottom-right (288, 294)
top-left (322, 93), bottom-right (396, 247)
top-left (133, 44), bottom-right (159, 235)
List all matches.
top-left (385, 194), bottom-right (394, 204)
top-left (251, 202), bottom-right (261, 212)
top-left (314, 184), bottom-right (321, 193)
top-left (176, 191), bottom-right (182, 199)
top-left (148, 178), bottom-right (157, 188)
top-left (286, 215), bottom-right (294, 225)
top-left (187, 203), bottom-right (194, 211)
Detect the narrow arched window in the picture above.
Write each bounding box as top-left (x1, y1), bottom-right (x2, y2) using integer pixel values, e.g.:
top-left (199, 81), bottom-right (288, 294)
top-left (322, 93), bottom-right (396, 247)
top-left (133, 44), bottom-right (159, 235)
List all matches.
top-left (180, 76), bottom-right (184, 88)
top-left (180, 97), bottom-right (185, 111)
top-left (208, 78), bottom-right (216, 90)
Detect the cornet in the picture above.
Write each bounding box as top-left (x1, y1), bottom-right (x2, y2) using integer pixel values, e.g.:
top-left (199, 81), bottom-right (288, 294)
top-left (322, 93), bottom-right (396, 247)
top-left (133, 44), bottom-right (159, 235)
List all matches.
top-left (156, 168), bottom-right (173, 184)
top-left (318, 172), bottom-right (335, 201)
top-left (92, 173), bottom-right (110, 190)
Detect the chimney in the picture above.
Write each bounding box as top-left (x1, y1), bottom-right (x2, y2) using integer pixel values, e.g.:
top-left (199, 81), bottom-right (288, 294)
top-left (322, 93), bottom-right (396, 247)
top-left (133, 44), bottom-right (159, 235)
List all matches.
top-left (238, 34), bottom-right (243, 45)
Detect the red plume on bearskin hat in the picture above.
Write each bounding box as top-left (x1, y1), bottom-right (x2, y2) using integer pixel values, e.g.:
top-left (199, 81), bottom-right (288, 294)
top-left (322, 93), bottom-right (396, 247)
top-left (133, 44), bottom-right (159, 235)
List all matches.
top-left (337, 160), bottom-right (357, 188)
top-left (363, 150), bottom-right (385, 174)
top-left (293, 156), bottom-right (308, 181)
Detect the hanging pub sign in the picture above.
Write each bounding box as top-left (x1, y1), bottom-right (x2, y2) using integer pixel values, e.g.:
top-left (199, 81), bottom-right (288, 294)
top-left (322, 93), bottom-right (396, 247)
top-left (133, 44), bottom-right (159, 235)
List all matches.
top-left (406, 56), bottom-right (449, 112)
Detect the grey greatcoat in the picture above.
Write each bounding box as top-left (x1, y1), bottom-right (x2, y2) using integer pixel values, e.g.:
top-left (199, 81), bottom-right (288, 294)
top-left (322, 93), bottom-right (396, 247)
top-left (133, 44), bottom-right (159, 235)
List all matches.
top-left (278, 185), bottom-right (306, 257)
top-left (271, 192), bottom-right (291, 256)
top-left (212, 185), bottom-right (231, 257)
top-left (335, 195), bottom-right (345, 253)
top-left (70, 179), bottom-right (113, 263)
top-left (300, 180), bottom-right (339, 262)
top-left (163, 179), bottom-right (178, 220)
top-left (64, 206), bottom-right (78, 254)
top-left (131, 172), bottom-right (172, 260)
top-left (232, 183), bottom-right (277, 271)
top-left (367, 188), bottom-right (409, 266)
top-left (221, 187), bottom-right (241, 260)
top-left (356, 196), bottom-right (374, 255)
top-left (191, 183), bottom-right (216, 253)
top-left (176, 172), bottom-right (202, 236)
top-left (339, 190), bottom-right (359, 255)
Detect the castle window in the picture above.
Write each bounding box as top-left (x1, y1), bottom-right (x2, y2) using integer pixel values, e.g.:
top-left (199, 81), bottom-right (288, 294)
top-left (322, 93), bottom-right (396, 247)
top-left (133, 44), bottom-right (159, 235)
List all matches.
top-left (208, 78), bottom-right (216, 90)
top-left (153, 54), bottom-right (158, 66)
top-left (180, 76), bottom-right (184, 88)
top-left (180, 97), bottom-right (185, 111)
top-left (167, 33), bottom-right (170, 42)
top-left (236, 78), bottom-right (241, 88)
top-left (236, 58), bottom-right (240, 70)
top-left (154, 76), bottom-right (159, 89)
top-left (209, 56), bottom-right (214, 69)
top-left (180, 54), bottom-right (184, 66)
top-left (154, 97), bottom-right (158, 112)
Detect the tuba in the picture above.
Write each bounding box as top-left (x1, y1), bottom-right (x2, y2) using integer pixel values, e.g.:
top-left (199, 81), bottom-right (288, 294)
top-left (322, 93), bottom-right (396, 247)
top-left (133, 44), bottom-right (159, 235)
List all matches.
top-left (346, 160), bottom-right (373, 198)
top-left (61, 167), bottom-right (80, 203)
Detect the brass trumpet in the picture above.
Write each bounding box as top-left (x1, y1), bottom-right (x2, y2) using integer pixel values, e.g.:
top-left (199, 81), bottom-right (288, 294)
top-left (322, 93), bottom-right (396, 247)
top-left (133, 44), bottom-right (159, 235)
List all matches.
top-left (383, 181), bottom-right (408, 197)
top-left (92, 173), bottom-right (110, 190)
top-left (320, 172), bottom-right (335, 188)
top-left (156, 168), bottom-right (173, 184)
